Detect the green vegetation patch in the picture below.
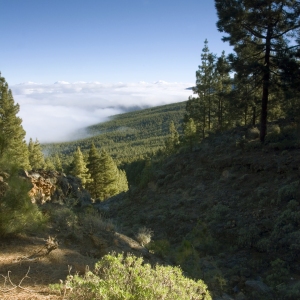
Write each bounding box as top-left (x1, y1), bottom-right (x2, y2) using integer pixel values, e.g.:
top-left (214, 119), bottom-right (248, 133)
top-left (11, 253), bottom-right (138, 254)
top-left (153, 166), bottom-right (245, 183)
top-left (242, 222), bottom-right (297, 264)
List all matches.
top-left (0, 169), bottom-right (48, 237)
top-left (42, 101), bottom-right (187, 165)
top-left (52, 253), bottom-right (211, 300)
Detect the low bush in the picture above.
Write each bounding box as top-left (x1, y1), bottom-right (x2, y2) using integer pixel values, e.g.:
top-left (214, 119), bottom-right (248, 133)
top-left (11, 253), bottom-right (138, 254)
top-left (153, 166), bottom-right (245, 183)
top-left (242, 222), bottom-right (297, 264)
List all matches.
top-left (147, 239), bottom-right (170, 258)
top-left (238, 225), bottom-right (261, 248)
top-left (277, 181), bottom-right (299, 203)
top-left (50, 206), bottom-right (78, 231)
top-left (52, 253), bottom-right (211, 300)
top-left (265, 125), bottom-right (300, 149)
top-left (135, 227), bottom-right (153, 246)
top-left (266, 258), bottom-right (289, 288)
top-left (81, 209), bottom-right (115, 233)
top-left (246, 127), bottom-right (260, 140)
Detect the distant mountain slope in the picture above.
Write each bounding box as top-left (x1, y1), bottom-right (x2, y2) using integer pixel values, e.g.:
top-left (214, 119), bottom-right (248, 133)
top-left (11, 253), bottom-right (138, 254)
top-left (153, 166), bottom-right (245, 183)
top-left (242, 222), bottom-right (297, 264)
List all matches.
top-left (42, 101), bottom-right (187, 163)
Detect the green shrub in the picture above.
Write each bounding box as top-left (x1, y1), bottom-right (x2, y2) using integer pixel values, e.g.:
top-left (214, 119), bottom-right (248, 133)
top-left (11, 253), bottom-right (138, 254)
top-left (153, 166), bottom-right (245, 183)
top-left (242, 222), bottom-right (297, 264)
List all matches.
top-left (265, 125), bottom-right (300, 149)
top-left (244, 140), bottom-right (262, 151)
top-left (287, 199), bottom-right (299, 210)
top-left (236, 136), bottom-right (247, 150)
top-left (265, 132), bottom-right (282, 144)
top-left (238, 225), bottom-right (260, 247)
top-left (135, 227), bottom-right (153, 246)
top-left (209, 204), bottom-right (230, 223)
top-left (147, 239), bottom-right (170, 258)
top-left (256, 186), bottom-right (268, 199)
top-left (268, 140), bottom-right (300, 150)
top-left (277, 181), bottom-right (299, 203)
top-left (265, 125), bottom-right (296, 143)
top-left (175, 239), bottom-right (194, 265)
top-left (266, 259), bottom-right (289, 288)
top-left (164, 174), bottom-right (173, 182)
top-left (246, 127), bottom-right (260, 140)
top-left (50, 206), bottom-right (78, 231)
top-left (0, 170), bottom-right (47, 237)
top-left (81, 209), bottom-right (115, 233)
top-left (156, 178), bottom-right (164, 187)
top-left (281, 125), bottom-right (299, 140)
top-left (277, 281), bottom-right (300, 299)
top-left (173, 172), bottom-right (181, 180)
top-left (53, 253), bottom-right (211, 300)
top-left (256, 238), bottom-right (272, 253)
top-left (271, 208), bottom-right (300, 243)
top-left (268, 124), bottom-right (281, 135)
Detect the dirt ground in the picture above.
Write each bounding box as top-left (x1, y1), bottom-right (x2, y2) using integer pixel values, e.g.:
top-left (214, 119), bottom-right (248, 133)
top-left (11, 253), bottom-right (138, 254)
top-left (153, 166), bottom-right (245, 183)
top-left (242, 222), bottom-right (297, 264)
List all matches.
top-left (0, 222), bottom-right (155, 300)
top-left (0, 234), bottom-right (98, 300)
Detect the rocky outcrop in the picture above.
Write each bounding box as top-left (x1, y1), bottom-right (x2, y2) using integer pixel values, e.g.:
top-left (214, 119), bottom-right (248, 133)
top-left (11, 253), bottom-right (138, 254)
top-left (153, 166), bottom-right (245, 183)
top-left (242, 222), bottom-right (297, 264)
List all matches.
top-left (22, 170), bottom-right (92, 206)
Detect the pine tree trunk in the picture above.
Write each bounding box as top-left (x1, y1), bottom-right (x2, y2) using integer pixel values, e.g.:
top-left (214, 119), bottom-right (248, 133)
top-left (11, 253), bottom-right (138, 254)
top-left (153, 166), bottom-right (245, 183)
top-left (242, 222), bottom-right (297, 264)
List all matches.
top-left (252, 106), bottom-right (256, 126)
top-left (218, 97), bottom-right (221, 127)
top-left (260, 30), bottom-right (271, 142)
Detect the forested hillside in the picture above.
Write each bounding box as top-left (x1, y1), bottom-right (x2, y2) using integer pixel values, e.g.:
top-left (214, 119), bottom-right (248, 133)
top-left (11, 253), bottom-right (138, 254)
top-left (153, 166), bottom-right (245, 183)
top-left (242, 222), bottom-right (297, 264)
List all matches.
top-left (42, 101), bottom-right (186, 166)
top-left (1, 1), bottom-right (300, 299)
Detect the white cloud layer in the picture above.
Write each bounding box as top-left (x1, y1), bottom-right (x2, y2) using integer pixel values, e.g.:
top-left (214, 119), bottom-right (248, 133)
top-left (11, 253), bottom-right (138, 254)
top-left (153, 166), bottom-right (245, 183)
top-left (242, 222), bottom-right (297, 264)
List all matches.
top-left (11, 81), bottom-right (193, 143)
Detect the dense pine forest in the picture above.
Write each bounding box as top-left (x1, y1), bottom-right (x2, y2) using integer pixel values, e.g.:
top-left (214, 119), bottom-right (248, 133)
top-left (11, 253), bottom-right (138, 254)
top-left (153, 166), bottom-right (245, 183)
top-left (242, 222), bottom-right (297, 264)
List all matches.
top-left (1, 1), bottom-right (300, 299)
top-left (42, 101), bottom-right (186, 166)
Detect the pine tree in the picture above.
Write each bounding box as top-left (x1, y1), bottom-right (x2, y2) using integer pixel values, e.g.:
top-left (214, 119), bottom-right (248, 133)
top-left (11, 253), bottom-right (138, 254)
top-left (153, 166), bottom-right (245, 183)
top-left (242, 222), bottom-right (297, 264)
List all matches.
top-left (87, 143), bottom-right (102, 199)
top-left (165, 121), bottom-right (180, 154)
top-left (87, 144), bottom-right (128, 201)
top-left (184, 118), bottom-right (197, 151)
top-left (215, 0), bottom-right (300, 141)
top-left (98, 150), bottom-right (120, 200)
top-left (0, 75), bottom-right (30, 169)
top-left (227, 37), bottom-right (263, 126)
top-left (28, 138), bottom-right (45, 170)
top-left (215, 51), bottom-right (232, 129)
top-left (53, 154), bottom-right (63, 172)
top-left (191, 39), bottom-right (216, 137)
top-left (45, 157), bottom-right (55, 171)
top-left (184, 95), bottom-right (201, 132)
top-left (116, 169), bottom-right (129, 194)
top-left (70, 147), bottom-right (90, 188)
top-left (275, 42), bottom-right (300, 121)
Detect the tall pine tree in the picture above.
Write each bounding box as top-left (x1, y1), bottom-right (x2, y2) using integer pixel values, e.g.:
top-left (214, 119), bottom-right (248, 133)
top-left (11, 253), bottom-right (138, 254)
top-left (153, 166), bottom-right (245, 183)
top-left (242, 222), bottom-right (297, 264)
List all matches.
top-left (0, 75), bottom-right (30, 169)
top-left (215, 51), bottom-right (232, 129)
top-left (215, 0), bottom-right (300, 141)
top-left (190, 39), bottom-right (216, 138)
top-left (87, 143), bottom-right (102, 199)
top-left (98, 150), bottom-right (119, 200)
top-left (87, 144), bottom-right (128, 201)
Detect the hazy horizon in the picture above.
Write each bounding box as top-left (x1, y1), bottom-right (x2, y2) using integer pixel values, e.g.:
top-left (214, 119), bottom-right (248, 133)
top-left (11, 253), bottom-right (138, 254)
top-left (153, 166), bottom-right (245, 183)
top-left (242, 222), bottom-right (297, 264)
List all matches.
top-left (12, 80), bottom-right (193, 143)
top-left (2, 0), bottom-right (232, 143)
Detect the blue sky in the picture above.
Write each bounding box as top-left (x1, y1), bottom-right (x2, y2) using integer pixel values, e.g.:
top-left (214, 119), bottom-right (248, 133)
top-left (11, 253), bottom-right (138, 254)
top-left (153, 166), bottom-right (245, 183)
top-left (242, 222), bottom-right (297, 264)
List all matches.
top-left (1, 0), bottom-right (233, 142)
top-left (2, 0), bottom-right (231, 84)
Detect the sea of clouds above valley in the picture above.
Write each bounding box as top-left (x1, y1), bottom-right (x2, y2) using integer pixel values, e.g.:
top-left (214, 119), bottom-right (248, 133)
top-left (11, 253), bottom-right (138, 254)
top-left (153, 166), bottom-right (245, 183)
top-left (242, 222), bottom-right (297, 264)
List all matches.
top-left (11, 81), bottom-right (193, 143)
